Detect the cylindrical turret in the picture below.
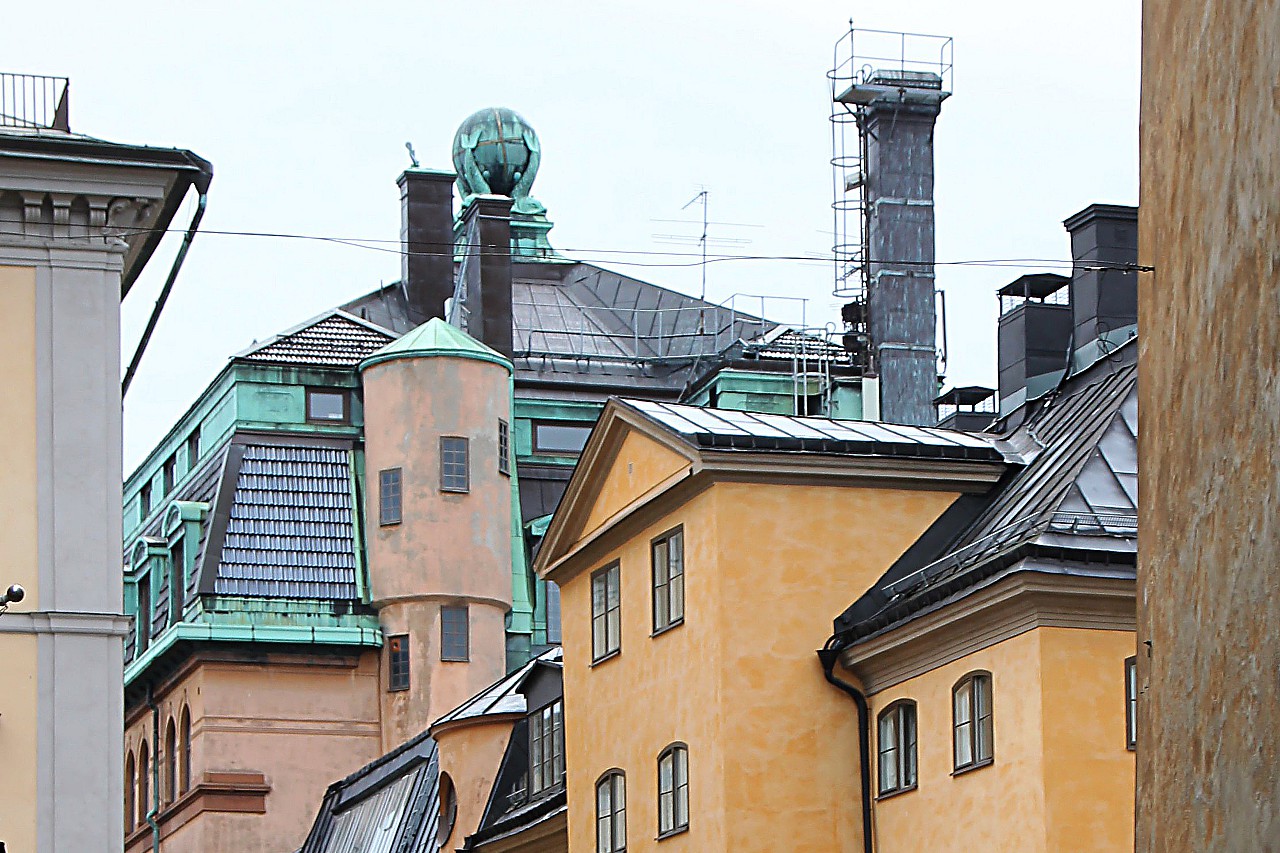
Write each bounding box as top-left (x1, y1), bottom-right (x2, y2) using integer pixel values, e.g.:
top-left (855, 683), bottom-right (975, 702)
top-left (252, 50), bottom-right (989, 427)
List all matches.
top-left (360, 318), bottom-right (514, 749)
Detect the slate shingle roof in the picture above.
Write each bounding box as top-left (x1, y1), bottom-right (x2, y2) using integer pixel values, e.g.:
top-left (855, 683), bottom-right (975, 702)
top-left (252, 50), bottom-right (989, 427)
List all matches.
top-left (213, 443), bottom-right (360, 600)
top-left (237, 310), bottom-right (395, 368)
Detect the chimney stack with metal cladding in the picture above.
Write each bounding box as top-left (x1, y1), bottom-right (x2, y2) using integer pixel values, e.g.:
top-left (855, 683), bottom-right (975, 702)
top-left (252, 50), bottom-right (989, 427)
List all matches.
top-left (996, 273), bottom-right (1074, 414)
top-left (1063, 204), bottom-right (1138, 371)
top-left (398, 168), bottom-right (457, 324)
top-left (831, 30), bottom-right (953, 427)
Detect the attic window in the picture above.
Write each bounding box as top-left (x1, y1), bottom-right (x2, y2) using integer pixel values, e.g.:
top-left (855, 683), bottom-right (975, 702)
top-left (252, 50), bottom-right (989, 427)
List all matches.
top-left (306, 389), bottom-right (349, 424)
top-left (533, 422), bottom-right (593, 455)
top-left (529, 699), bottom-right (565, 795)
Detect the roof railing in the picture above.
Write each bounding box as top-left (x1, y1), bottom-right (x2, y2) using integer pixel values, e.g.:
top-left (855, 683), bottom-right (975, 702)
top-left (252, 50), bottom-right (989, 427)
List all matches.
top-left (0, 73), bottom-right (70, 131)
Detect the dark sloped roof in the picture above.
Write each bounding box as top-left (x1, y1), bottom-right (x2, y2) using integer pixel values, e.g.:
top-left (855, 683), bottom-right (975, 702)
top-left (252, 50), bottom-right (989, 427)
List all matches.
top-left (432, 647), bottom-right (562, 729)
top-left (834, 341), bottom-right (1138, 642)
top-left (299, 732), bottom-right (440, 853)
top-left (212, 441), bottom-right (360, 600)
top-left (236, 310), bottom-right (395, 368)
top-left (620, 398), bottom-right (1006, 461)
top-left (341, 261), bottom-right (776, 394)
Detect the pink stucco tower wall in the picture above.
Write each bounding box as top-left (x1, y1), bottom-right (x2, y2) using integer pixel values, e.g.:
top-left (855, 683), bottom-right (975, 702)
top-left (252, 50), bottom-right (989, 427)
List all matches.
top-left (360, 318), bottom-right (514, 750)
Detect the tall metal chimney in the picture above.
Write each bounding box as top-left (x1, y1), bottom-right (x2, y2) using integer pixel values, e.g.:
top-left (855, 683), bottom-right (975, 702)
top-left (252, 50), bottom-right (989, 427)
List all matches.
top-left (398, 168), bottom-right (457, 324)
top-left (830, 29), bottom-right (953, 427)
top-left (996, 273), bottom-right (1073, 414)
top-left (454, 194), bottom-right (514, 358)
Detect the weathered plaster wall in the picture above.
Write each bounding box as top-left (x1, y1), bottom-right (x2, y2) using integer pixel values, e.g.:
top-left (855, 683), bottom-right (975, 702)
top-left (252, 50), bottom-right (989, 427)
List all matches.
top-left (434, 720), bottom-right (518, 849)
top-left (1137, 1), bottom-right (1280, 849)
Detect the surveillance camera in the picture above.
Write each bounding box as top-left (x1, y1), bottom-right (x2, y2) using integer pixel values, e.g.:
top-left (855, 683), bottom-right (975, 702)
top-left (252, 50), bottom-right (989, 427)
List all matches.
top-left (0, 585), bottom-right (25, 606)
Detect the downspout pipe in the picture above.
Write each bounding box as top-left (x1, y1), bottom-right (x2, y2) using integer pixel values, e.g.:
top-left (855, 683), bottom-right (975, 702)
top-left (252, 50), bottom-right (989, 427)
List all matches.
top-left (818, 642), bottom-right (873, 853)
top-left (146, 683), bottom-right (161, 853)
top-left (122, 175), bottom-right (211, 399)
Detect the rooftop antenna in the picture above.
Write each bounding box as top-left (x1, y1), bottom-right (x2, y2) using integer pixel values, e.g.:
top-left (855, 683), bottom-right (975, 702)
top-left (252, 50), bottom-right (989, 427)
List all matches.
top-left (405, 141), bottom-right (419, 168)
top-left (682, 189), bottom-right (709, 300)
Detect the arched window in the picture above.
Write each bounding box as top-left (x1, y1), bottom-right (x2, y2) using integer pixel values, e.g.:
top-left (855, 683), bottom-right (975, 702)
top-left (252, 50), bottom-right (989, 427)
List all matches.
top-left (953, 672), bottom-right (994, 772)
top-left (164, 717), bottom-right (177, 805)
top-left (595, 770), bottom-right (626, 853)
top-left (877, 701), bottom-right (918, 796)
top-left (180, 705), bottom-right (192, 794)
top-left (125, 751), bottom-right (136, 832)
top-left (137, 741), bottom-right (150, 827)
top-left (657, 744), bottom-right (689, 837)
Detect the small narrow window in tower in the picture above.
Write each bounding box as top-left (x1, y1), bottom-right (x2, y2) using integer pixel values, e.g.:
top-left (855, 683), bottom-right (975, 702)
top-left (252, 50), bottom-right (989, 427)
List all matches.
top-left (529, 699), bottom-right (565, 795)
top-left (306, 388), bottom-right (349, 424)
top-left (162, 454), bottom-right (176, 495)
top-left (440, 606), bottom-right (470, 661)
top-left (440, 437), bottom-right (470, 492)
top-left (387, 634), bottom-right (410, 692)
top-left (651, 527), bottom-right (685, 633)
top-left (140, 480), bottom-right (152, 521)
top-left (498, 420), bottom-right (511, 476)
top-left (379, 468), bottom-right (403, 526)
top-left (591, 563), bottom-right (621, 662)
top-left (657, 743), bottom-right (689, 837)
top-left (136, 574), bottom-right (152, 654)
top-left (1125, 656), bottom-right (1138, 750)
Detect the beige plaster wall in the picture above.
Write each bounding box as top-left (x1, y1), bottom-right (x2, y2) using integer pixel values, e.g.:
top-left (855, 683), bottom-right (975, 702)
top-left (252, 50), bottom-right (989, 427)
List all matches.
top-left (123, 651), bottom-right (381, 853)
top-left (1138, 1), bottom-right (1280, 848)
top-left (434, 719), bottom-right (518, 849)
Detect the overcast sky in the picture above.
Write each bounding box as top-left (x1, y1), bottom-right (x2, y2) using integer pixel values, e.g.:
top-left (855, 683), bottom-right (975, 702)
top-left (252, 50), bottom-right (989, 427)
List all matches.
top-left (5, 1), bottom-right (1139, 470)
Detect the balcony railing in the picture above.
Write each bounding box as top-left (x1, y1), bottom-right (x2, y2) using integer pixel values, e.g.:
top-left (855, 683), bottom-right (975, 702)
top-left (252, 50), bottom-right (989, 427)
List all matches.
top-left (1, 73), bottom-right (69, 131)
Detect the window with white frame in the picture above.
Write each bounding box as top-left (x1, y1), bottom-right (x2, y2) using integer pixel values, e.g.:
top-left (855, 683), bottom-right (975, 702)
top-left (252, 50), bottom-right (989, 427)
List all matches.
top-left (953, 672), bottom-right (994, 772)
top-left (657, 743), bottom-right (689, 837)
top-left (595, 770), bottom-right (626, 853)
top-left (877, 701), bottom-right (918, 796)
top-left (591, 563), bottom-right (621, 661)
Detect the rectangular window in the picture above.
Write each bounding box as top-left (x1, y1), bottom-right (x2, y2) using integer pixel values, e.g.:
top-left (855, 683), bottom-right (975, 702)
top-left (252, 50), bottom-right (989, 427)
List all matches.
top-left (545, 581), bottom-right (562, 644)
top-left (387, 634), bottom-right (410, 691)
top-left (163, 455), bottom-right (176, 495)
top-left (1125, 656), bottom-right (1138, 750)
top-left (651, 527), bottom-right (685, 633)
top-left (186, 431), bottom-right (200, 469)
top-left (379, 468), bottom-right (403, 526)
top-left (306, 389), bottom-right (349, 424)
top-left (441, 606), bottom-right (470, 661)
top-left (440, 437), bottom-right (470, 493)
top-left (591, 563), bottom-right (621, 662)
top-left (136, 574), bottom-right (152, 654)
top-left (953, 673), bottom-right (994, 772)
top-left (140, 481), bottom-right (152, 521)
top-left (533, 421), bottom-right (594, 455)
top-left (498, 420), bottom-right (511, 476)
top-left (168, 539), bottom-right (185, 626)
top-left (529, 700), bottom-right (565, 795)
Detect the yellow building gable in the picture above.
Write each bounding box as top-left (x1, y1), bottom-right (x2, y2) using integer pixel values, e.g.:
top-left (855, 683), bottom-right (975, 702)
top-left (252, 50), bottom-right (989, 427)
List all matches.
top-left (578, 429), bottom-right (693, 542)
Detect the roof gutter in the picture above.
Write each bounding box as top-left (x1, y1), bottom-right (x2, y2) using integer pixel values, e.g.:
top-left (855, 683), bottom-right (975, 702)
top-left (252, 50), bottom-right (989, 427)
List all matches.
top-left (122, 175), bottom-right (210, 398)
top-left (146, 682), bottom-right (162, 853)
top-left (818, 642), bottom-right (874, 853)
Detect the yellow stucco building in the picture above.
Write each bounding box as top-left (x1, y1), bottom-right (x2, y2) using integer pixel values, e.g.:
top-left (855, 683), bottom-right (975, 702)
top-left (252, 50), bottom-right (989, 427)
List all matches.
top-left (535, 337), bottom-right (1137, 852)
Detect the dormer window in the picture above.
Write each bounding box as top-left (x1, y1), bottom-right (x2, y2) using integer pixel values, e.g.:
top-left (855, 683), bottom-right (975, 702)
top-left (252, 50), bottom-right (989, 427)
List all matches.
top-left (529, 699), bottom-right (565, 795)
top-left (306, 389), bottom-right (349, 424)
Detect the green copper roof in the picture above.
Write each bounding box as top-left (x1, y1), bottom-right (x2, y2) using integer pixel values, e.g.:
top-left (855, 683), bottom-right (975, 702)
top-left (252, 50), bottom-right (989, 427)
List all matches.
top-left (360, 318), bottom-right (513, 373)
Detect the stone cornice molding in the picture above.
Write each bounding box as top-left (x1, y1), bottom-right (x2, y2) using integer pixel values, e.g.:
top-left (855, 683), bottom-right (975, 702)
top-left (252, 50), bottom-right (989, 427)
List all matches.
top-left (0, 609), bottom-right (130, 636)
top-left (839, 571), bottom-right (1135, 695)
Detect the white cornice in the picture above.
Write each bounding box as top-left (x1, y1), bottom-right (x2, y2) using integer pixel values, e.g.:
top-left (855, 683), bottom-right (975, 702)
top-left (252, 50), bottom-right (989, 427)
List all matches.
top-left (840, 571), bottom-right (1135, 695)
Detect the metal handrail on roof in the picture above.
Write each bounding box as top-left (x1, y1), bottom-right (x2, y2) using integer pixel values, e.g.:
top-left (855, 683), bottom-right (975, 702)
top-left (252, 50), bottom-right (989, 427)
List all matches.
top-left (1, 73), bottom-right (69, 131)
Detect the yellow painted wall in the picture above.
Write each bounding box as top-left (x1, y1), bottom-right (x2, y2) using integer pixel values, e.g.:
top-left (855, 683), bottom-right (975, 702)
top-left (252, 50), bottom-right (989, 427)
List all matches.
top-left (556, 429), bottom-right (960, 853)
top-left (0, 264), bottom-right (39, 853)
top-left (1039, 627), bottom-right (1135, 852)
top-left (578, 430), bottom-right (690, 540)
top-left (869, 627), bottom-right (1135, 853)
top-left (870, 630), bottom-right (1048, 853)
